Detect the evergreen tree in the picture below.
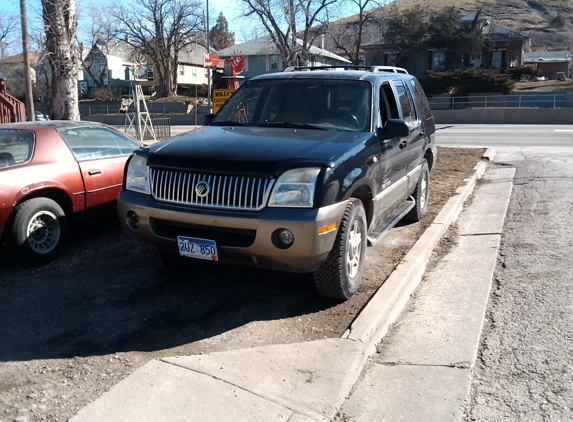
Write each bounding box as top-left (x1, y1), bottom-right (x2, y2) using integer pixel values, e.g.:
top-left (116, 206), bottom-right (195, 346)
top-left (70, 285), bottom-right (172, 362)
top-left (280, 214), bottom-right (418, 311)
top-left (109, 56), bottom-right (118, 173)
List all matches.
top-left (427, 7), bottom-right (484, 71)
top-left (384, 6), bottom-right (428, 69)
top-left (210, 13), bottom-right (235, 51)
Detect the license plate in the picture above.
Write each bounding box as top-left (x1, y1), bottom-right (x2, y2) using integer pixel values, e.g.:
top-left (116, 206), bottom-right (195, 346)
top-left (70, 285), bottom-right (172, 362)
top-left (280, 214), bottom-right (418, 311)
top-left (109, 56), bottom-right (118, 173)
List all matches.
top-left (177, 236), bottom-right (219, 261)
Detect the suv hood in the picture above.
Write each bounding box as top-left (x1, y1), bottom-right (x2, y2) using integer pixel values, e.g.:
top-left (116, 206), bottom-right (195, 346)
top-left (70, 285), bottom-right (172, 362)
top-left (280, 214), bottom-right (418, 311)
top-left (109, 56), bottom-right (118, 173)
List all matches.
top-left (145, 126), bottom-right (374, 176)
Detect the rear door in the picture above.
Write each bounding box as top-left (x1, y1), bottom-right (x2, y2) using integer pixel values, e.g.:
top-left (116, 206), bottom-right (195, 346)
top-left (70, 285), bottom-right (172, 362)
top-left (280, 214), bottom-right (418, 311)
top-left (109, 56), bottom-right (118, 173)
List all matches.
top-left (392, 80), bottom-right (423, 176)
top-left (59, 127), bottom-right (140, 208)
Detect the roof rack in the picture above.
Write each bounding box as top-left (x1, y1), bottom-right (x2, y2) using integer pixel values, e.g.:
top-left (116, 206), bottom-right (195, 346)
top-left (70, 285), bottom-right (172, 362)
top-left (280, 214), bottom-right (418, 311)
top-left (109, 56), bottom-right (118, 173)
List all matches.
top-left (283, 65), bottom-right (409, 74)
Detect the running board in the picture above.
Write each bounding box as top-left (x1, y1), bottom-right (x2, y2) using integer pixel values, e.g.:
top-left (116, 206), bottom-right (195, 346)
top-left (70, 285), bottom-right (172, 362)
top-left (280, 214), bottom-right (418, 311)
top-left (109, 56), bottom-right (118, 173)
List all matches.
top-left (367, 197), bottom-right (416, 247)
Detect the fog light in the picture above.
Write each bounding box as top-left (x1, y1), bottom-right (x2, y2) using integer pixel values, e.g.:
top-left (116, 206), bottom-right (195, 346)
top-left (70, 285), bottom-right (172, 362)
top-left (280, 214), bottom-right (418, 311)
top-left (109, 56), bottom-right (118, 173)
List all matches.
top-left (127, 211), bottom-right (140, 230)
top-left (272, 228), bottom-right (295, 249)
top-left (279, 229), bottom-right (294, 246)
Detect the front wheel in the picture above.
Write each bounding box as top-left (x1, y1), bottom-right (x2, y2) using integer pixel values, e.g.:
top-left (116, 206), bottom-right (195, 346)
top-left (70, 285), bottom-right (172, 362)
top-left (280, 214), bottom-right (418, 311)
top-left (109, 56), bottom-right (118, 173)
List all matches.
top-left (11, 197), bottom-right (68, 265)
top-left (314, 198), bottom-right (367, 300)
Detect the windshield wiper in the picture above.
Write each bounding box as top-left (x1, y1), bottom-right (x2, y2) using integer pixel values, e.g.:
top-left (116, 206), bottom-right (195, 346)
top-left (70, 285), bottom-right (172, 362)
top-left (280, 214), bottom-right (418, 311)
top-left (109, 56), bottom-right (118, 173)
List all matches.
top-left (209, 121), bottom-right (253, 126)
top-left (257, 122), bottom-right (327, 130)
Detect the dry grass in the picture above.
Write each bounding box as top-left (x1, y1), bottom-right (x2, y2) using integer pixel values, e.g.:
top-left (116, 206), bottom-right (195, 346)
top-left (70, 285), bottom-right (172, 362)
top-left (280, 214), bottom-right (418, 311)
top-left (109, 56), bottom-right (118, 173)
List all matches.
top-left (514, 80), bottom-right (573, 93)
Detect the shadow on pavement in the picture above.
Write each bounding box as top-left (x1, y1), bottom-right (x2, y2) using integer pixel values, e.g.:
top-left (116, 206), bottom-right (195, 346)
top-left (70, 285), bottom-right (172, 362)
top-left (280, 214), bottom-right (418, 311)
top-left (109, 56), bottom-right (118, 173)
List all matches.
top-left (0, 208), bottom-right (336, 362)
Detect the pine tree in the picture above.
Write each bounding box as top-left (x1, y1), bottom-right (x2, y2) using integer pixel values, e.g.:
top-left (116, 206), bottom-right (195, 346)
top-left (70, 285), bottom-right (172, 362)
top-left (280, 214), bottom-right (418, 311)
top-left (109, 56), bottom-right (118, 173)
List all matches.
top-left (210, 13), bottom-right (235, 51)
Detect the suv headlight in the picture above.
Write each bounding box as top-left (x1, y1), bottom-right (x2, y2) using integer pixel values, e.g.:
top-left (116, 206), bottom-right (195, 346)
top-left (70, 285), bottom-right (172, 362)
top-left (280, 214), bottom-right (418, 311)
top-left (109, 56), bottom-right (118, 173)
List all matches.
top-left (268, 168), bottom-right (321, 208)
top-left (125, 154), bottom-right (150, 194)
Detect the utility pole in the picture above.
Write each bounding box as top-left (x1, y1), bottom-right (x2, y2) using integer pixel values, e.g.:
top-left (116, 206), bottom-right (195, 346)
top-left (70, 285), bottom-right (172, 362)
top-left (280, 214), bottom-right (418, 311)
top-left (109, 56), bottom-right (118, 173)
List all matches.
top-left (206, 0), bottom-right (211, 112)
top-left (20, 0), bottom-right (35, 121)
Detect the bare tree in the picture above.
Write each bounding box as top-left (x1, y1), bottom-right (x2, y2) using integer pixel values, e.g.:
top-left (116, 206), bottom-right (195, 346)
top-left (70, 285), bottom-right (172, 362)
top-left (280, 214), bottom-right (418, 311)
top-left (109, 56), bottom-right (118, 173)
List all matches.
top-left (324, 0), bottom-right (386, 65)
top-left (41, 0), bottom-right (81, 120)
top-left (114, 0), bottom-right (204, 97)
top-left (239, 0), bottom-right (338, 67)
top-left (0, 14), bottom-right (18, 58)
top-left (77, 4), bottom-right (120, 90)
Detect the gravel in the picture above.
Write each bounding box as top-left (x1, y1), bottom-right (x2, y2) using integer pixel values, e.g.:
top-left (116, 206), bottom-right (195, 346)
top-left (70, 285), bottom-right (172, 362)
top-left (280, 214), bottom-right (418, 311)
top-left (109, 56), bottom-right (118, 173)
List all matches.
top-left (0, 147), bottom-right (484, 422)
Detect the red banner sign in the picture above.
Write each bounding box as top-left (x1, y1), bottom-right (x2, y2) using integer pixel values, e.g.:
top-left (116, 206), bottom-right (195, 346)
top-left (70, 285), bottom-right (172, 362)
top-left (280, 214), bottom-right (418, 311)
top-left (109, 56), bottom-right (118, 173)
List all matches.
top-left (204, 53), bottom-right (221, 68)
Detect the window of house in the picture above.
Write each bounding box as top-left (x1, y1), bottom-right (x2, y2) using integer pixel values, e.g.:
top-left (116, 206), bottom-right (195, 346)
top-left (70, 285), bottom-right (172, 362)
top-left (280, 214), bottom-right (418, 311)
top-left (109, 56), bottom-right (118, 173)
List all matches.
top-left (147, 65), bottom-right (155, 80)
top-left (491, 50), bottom-right (506, 68)
top-left (192, 66), bottom-right (197, 77)
top-left (428, 50), bottom-right (446, 71)
top-left (269, 55), bottom-right (280, 71)
top-left (179, 65), bottom-right (185, 76)
top-left (383, 53), bottom-right (396, 66)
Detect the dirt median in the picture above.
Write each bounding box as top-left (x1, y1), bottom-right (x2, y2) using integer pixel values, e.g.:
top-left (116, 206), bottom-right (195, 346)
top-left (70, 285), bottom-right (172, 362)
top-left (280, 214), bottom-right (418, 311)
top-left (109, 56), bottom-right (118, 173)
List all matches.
top-left (0, 147), bottom-right (485, 422)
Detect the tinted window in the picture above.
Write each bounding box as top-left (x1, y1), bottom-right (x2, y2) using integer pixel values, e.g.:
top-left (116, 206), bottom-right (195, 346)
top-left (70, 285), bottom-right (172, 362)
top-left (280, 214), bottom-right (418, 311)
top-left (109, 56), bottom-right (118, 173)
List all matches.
top-left (380, 83), bottom-right (399, 126)
top-left (392, 80), bottom-right (413, 123)
top-left (409, 79), bottom-right (432, 122)
top-left (59, 127), bottom-right (140, 161)
top-left (0, 130), bottom-right (35, 170)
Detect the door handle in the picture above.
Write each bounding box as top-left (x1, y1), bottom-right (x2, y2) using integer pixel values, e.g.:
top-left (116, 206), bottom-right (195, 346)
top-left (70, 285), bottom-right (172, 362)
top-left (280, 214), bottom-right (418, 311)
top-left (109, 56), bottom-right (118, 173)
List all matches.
top-left (88, 169), bottom-right (102, 176)
top-left (399, 141), bottom-right (408, 149)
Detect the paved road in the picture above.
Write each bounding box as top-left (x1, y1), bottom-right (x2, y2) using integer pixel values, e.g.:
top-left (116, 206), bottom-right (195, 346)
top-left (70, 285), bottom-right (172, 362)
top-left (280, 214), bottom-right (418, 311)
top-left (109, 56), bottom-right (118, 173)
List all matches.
top-left (131, 124), bottom-right (573, 148)
top-left (464, 148), bottom-right (573, 421)
top-left (436, 124), bottom-right (573, 148)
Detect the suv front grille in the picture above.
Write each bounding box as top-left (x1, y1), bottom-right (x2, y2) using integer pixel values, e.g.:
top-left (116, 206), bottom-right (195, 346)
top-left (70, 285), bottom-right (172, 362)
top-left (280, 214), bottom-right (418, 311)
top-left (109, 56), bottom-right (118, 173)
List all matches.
top-left (150, 168), bottom-right (275, 211)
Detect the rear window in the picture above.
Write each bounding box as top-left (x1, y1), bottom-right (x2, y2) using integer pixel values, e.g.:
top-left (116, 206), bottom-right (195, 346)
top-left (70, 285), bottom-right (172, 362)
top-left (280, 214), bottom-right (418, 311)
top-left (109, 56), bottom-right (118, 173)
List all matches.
top-left (0, 130), bottom-right (35, 170)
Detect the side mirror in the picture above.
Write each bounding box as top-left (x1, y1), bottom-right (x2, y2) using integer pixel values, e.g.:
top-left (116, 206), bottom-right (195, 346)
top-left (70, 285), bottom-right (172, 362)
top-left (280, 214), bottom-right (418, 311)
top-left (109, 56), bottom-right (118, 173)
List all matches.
top-left (378, 119), bottom-right (410, 139)
top-left (202, 113), bottom-right (215, 125)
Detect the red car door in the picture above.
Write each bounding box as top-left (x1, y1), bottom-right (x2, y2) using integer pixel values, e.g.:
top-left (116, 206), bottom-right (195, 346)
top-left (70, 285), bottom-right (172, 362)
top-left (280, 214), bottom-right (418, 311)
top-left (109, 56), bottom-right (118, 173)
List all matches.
top-left (77, 155), bottom-right (129, 207)
top-left (58, 126), bottom-right (141, 208)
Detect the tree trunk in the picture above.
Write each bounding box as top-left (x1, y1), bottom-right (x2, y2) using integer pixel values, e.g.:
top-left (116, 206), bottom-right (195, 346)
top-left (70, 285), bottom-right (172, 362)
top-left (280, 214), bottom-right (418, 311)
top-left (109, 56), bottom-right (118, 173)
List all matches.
top-left (42, 0), bottom-right (80, 120)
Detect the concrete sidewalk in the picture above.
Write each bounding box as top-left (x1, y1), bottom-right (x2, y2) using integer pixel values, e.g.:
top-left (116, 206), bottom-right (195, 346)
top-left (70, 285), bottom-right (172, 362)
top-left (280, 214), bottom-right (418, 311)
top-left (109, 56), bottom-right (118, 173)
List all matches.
top-left (70, 163), bottom-right (514, 422)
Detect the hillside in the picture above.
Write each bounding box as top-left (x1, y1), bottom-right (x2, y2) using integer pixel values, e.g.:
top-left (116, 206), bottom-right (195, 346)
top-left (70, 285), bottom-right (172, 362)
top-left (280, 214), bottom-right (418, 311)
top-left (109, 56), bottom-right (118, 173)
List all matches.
top-left (387, 0), bottom-right (573, 49)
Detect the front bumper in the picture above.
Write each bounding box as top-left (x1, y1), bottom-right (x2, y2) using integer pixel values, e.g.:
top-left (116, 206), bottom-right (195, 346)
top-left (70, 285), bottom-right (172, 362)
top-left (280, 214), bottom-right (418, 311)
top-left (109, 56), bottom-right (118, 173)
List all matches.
top-left (118, 190), bottom-right (348, 273)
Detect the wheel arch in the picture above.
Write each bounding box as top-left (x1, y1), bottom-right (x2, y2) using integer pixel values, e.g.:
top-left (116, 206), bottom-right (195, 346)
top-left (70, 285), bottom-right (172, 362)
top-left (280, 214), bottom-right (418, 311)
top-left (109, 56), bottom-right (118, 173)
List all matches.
top-left (14, 188), bottom-right (74, 219)
top-left (348, 184), bottom-right (373, 229)
top-left (424, 147), bottom-right (435, 171)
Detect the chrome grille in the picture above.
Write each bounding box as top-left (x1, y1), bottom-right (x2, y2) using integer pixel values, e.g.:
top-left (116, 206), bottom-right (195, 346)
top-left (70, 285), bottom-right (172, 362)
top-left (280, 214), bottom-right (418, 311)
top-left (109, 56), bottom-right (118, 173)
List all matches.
top-left (150, 168), bottom-right (275, 211)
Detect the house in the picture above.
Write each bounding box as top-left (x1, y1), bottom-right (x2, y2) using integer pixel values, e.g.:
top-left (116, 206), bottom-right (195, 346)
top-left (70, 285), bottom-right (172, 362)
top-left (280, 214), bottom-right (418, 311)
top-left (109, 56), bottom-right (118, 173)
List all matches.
top-left (0, 52), bottom-right (40, 101)
top-left (361, 14), bottom-right (530, 78)
top-left (524, 51), bottom-right (572, 79)
top-left (80, 39), bottom-right (136, 97)
top-left (81, 37), bottom-right (213, 97)
top-left (217, 35), bottom-right (351, 80)
top-left (140, 43), bottom-right (212, 96)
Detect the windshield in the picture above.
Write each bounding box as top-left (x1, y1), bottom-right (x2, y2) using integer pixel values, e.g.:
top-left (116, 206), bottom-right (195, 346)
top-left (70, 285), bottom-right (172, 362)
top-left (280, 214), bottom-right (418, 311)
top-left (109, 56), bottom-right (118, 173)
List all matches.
top-left (211, 79), bottom-right (372, 132)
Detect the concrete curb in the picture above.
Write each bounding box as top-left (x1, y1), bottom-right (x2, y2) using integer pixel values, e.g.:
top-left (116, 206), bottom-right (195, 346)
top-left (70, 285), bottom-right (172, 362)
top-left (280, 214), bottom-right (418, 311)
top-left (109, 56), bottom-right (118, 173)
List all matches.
top-left (342, 156), bottom-right (489, 358)
top-left (482, 148), bottom-right (496, 162)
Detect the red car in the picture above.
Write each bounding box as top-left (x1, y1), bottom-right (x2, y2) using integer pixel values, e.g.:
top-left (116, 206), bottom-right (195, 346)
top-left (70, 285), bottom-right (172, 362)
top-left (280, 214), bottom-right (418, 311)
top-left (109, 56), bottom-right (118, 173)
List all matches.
top-left (0, 121), bottom-right (141, 264)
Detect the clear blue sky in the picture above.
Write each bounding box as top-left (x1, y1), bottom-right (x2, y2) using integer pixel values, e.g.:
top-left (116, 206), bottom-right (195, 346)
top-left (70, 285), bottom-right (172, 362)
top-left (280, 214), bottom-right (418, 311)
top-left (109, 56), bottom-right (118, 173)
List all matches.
top-left (3, 0), bottom-right (246, 50)
top-left (3, 0), bottom-right (380, 53)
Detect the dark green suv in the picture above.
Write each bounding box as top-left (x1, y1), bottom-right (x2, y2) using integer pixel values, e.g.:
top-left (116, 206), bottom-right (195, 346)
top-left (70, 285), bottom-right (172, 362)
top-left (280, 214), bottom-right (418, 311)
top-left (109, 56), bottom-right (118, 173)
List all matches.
top-left (118, 66), bottom-right (437, 300)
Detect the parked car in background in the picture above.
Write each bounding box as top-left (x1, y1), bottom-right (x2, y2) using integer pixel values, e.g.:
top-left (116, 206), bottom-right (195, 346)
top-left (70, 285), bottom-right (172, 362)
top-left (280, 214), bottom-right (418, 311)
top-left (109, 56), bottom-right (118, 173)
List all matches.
top-left (26, 111), bottom-right (50, 121)
top-left (0, 121), bottom-right (141, 264)
top-left (118, 65), bottom-right (437, 300)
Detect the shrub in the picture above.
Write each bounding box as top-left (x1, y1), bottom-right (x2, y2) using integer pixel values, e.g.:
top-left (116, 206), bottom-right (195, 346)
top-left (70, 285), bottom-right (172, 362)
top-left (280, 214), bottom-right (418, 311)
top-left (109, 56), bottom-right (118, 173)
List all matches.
top-left (502, 66), bottom-right (541, 81)
top-left (420, 69), bottom-right (515, 95)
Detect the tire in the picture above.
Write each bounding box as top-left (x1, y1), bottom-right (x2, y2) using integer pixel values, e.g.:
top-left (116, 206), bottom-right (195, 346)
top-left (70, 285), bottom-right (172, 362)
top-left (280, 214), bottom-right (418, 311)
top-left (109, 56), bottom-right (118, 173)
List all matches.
top-left (405, 159), bottom-right (430, 223)
top-left (313, 198), bottom-right (367, 300)
top-left (11, 197), bottom-right (68, 265)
